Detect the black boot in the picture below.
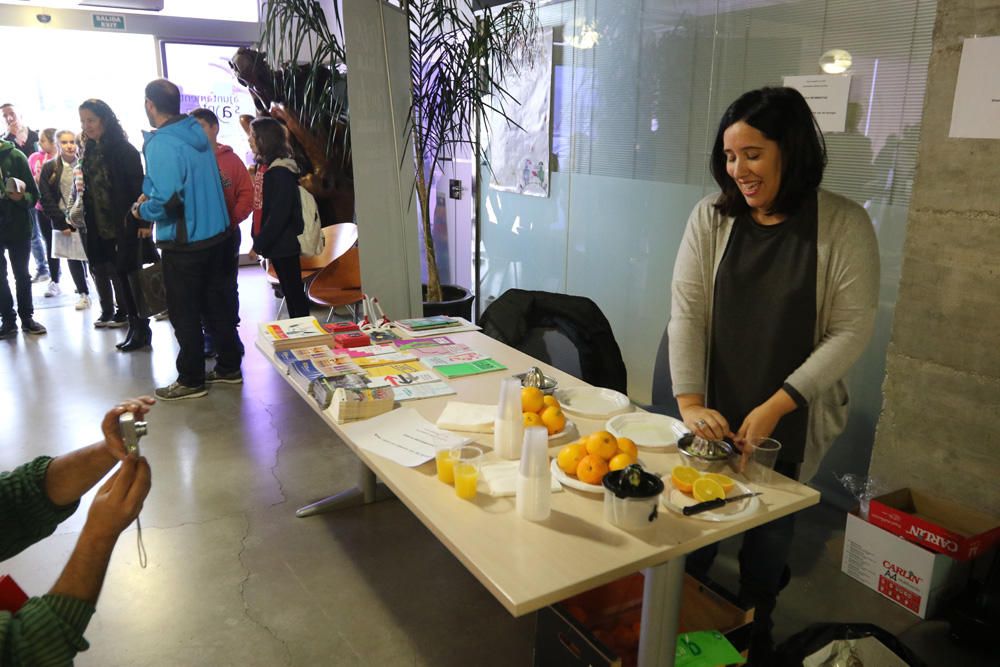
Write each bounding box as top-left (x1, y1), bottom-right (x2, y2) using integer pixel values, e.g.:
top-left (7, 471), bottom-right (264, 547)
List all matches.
top-left (119, 320), bottom-right (152, 352)
top-left (116, 321), bottom-right (137, 349)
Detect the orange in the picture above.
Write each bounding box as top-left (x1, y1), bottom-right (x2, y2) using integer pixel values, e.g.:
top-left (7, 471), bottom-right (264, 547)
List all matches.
top-left (557, 443), bottom-right (587, 475)
top-left (692, 477), bottom-right (726, 502)
top-left (703, 472), bottom-right (735, 493)
top-left (523, 411), bottom-right (542, 428)
top-left (542, 394), bottom-right (560, 410)
top-left (521, 386), bottom-right (544, 413)
top-left (540, 405), bottom-right (567, 435)
top-left (616, 437), bottom-right (638, 459)
top-left (586, 430), bottom-right (618, 461)
top-left (608, 453), bottom-right (636, 471)
top-left (670, 465), bottom-right (701, 494)
top-left (576, 455), bottom-right (610, 485)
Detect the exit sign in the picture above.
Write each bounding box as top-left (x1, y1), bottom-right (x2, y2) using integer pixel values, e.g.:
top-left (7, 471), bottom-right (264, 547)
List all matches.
top-left (92, 14), bottom-right (127, 31)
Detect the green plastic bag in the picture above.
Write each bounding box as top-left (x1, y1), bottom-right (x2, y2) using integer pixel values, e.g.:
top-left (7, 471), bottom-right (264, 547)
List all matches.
top-left (675, 631), bottom-right (746, 666)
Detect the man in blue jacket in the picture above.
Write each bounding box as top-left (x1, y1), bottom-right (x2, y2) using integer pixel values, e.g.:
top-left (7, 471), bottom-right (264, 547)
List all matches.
top-left (133, 79), bottom-right (243, 400)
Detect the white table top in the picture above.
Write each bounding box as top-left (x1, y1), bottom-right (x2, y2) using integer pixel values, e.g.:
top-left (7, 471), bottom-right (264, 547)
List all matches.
top-left (258, 330), bottom-right (820, 616)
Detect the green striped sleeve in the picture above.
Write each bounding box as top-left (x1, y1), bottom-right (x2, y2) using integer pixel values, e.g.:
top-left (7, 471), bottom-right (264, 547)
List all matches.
top-left (0, 595), bottom-right (94, 666)
top-left (0, 457), bottom-right (80, 561)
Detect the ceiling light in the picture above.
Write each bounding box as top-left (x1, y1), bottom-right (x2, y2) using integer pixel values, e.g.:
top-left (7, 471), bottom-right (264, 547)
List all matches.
top-left (819, 49), bottom-right (852, 74)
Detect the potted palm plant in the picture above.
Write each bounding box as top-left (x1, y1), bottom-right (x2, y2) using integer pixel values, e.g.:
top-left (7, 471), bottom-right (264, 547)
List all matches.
top-left (249, 0), bottom-right (538, 315)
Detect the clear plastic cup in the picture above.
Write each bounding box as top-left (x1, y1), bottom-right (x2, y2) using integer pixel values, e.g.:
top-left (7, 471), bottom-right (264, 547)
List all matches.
top-left (452, 446), bottom-right (483, 500)
top-left (747, 437), bottom-right (782, 484)
top-left (435, 446), bottom-right (458, 484)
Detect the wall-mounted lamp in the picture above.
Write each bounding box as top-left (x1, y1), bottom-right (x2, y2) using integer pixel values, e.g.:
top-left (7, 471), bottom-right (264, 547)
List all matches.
top-left (569, 22), bottom-right (600, 50)
top-left (819, 49), bottom-right (852, 74)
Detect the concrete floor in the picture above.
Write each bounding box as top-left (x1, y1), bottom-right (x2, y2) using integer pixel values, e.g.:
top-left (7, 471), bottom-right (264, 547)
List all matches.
top-left (1, 266), bottom-right (990, 666)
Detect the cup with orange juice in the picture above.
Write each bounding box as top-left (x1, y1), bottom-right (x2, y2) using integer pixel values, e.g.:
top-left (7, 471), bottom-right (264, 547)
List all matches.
top-left (452, 446), bottom-right (483, 500)
top-left (436, 446), bottom-right (459, 484)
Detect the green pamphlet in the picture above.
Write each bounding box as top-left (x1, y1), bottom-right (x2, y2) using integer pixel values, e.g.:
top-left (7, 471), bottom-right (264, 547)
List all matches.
top-left (434, 358), bottom-right (507, 379)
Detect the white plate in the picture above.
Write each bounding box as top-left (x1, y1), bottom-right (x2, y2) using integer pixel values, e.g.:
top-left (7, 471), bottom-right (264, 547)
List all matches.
top-left (606, 413), bottom-right (688, 449)
top-left (660, 476), bottom-right (760, 522)
top-left (553, 387), bottom-right (632, 419)
top-left (549, 457), bottom-right (645, 494)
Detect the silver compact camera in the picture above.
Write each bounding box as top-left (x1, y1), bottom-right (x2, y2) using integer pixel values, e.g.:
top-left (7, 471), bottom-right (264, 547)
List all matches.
top-left (119, 412), bottom-right (149, 455)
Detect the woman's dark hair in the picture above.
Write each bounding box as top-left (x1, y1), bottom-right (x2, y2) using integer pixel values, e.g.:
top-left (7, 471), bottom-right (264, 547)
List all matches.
top-left (710, 87), bottom-right (826, 218)
top-left (250, 117), bottom-right (291, 165)
top-left (78, 98), bottom-right (128, 146)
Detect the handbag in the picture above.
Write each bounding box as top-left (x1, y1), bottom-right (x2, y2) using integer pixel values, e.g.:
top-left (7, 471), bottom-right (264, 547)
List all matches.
top-left (128, 239), bottom-right (167, 319)
top-left (51, 229), bottom-right (88, 261)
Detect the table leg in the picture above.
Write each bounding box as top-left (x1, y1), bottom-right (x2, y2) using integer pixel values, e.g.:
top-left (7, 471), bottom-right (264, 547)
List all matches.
top-left (295, 461), bottom-right (393, 518)
top-left (637, 555), bottom-right (686, 667)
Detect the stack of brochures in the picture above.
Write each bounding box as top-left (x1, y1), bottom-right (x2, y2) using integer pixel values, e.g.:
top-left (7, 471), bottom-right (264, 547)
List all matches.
top-left (395, 315), bottom-right (463, 332)
top-left (326, 387), bottom-right (396, 424)
top-left (258, 316), bottom-right (334, 351)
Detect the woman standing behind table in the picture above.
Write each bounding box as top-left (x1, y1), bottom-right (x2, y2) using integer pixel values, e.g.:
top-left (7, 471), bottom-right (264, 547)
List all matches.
top-left (79, 99), bottom-right (154, 350)
top-left (38, 130), bottom-right (92, 310)
top-left (667, 87), bottom-right (879, 664)
top-left (248, 117), bottom-right (310, 318)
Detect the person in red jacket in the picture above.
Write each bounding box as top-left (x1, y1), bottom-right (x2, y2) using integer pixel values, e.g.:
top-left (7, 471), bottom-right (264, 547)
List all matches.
top-left (190, 108), bottom-right (253, 360)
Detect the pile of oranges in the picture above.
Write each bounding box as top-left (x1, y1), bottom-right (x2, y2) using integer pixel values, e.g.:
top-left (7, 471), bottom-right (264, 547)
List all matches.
top-left (521, 386), bottom-right (567, 436)
top-left (670, 465), bottom-right (734, 502)
top-left (556, 430), bottom-right (637, 485)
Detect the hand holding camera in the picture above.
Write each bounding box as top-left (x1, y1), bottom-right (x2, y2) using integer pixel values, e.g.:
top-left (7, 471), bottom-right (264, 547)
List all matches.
top-left (102, 396), bottom-right (155, 461)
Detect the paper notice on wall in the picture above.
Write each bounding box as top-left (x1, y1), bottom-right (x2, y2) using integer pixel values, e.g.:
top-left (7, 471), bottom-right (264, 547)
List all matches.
top-left (949, 36), bottom-right (1000, 139)
top-left (783, 75), bottom-right (851, 133)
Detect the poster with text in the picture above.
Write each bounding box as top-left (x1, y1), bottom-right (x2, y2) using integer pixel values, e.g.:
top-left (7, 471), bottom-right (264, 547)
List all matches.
top-left (488, 29), bottom-right (553, 198)
top-left (783, 74), bottom-right (851, 133)
top-left (949, 36), bottom-right (1000, 139)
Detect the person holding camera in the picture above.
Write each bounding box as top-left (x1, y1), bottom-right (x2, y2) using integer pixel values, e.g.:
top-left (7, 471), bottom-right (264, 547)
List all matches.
top-left (0, 397), bottom-right (154, 665)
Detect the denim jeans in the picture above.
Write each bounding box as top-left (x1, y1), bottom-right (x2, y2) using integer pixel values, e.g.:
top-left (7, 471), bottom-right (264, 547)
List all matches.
top-left (0, 237), bottom-right (34, 322)
top-left (28, 208), bottom-right (49, 276)
top-left (162, 237), bottom-right (243, 386)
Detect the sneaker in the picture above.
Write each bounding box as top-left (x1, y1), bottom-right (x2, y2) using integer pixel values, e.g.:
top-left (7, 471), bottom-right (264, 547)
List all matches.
top-left (107, 312), bottom-right (129, 329)
top-left (75, 295), bottom-right (92, 310)
top-left (206, 368), bottom-right (243, 384)
top-left (31, 272), bottom-right (51, 284)
top-left (21, 319), bottom-right (47, 335)
top-left (154, 381), bottom-right (208, 401)
top-left (153, 310), bottom-right (169, 321)
top-left (0, 321), bottom-right (16, 339)
top-left (94, 313), bottom-right (114, 328)
top-left (44, 281), bottom-right (61, 298)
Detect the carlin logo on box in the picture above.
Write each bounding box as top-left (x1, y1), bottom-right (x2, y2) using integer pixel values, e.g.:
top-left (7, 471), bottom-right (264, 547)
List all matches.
top-left (907, 526), bottom-right (959, 553)
top-left (882, 560), bottom-right (922, 585)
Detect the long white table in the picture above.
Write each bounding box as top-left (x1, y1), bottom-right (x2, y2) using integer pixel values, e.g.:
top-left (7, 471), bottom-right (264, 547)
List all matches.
top-left (258, 331), bottom-right (820, 666)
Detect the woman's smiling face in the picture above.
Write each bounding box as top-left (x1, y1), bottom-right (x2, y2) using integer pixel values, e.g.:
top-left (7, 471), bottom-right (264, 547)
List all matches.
top-left (723, 120), bottom-right (783, 222)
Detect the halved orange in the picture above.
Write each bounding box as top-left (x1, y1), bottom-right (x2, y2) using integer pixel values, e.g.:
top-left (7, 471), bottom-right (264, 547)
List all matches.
top-left (670, 465), bottom-right (701, 494)
top-left (692, 477), bottom-right (726, 503)
top-left (703, 473), bottom-right (735, 493)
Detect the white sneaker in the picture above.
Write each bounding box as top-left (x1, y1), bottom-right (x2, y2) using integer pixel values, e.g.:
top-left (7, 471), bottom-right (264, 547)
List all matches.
top-left (75, 295), bottom-right (91, 310)
top-left (44, 281), bottom-right (61, 298)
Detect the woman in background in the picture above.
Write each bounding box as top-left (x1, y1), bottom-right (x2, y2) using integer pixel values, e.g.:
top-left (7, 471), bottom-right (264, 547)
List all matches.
top-left (38, 130), bottom-right (91, 310)
top-left (28, 128), bottom-right (60, 297)
top-left (248, 117), bottom-right (309, 318)
top-left (78, 99), bottom-right (152, 350)
top-left (668, 87), bottom-right (879, 664)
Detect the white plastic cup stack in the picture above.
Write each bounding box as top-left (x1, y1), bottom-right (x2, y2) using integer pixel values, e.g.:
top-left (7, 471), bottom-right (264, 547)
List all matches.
top-left (494, 378), bottom-right (525, 460)
top-left (517, 426), bottom-right (551, 521)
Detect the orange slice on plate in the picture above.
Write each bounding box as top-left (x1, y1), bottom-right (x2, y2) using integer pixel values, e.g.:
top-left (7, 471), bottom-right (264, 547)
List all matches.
top-left (670, 465), bottom-right (701, 494)
top-left (692, 477), bottom-right (726, 503)
top-left (703, 473), bottom-right (735, 493)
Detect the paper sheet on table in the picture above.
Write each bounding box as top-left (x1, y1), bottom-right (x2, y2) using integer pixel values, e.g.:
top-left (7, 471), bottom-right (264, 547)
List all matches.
top-left (436, 401), bottom-right (497, 433)
top-left (478, 461), bottom-right (563, 497)
top-left (341, 407), bottom-right (472, 467)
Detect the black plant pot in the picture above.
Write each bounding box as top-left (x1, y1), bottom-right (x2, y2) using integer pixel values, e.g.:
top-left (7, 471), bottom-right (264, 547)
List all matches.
top-left (422, 284), bottom-right (475, 320)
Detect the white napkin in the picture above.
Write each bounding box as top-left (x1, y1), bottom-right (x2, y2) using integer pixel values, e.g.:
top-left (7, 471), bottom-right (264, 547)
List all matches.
top-left (435, 401), bottom-right (497, 433)
top-left (478, 460), bottom-right (563, 497)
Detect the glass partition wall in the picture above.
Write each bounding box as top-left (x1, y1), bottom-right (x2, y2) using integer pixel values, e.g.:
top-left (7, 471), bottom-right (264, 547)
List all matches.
top-left (479, 0), bottom-right (935, 500)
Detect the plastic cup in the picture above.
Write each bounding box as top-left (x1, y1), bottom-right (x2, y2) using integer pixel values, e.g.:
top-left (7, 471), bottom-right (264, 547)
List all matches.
top-left (747, 437), bottom-right (782, 484)
top-left (452, 446), bottom-right (483, 500)
top-left (435, 447), bottom-right (458, 484)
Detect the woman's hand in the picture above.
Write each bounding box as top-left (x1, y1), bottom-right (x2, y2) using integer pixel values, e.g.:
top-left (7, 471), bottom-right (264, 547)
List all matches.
top-left (248, 249), bottom-right (258, 262)
top-left (679, 405), bottom-right (733, 441)
top-left (61, 228), bottom-right (72, 236)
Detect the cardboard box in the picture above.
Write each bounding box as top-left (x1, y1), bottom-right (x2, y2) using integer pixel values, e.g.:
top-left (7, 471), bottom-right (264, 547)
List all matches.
top-left (533, 573), bottom-right (752, 667)
top-left (868, 488), bottom-right (1000, 561)
top-left (842, 512), bottom-right (970, 618)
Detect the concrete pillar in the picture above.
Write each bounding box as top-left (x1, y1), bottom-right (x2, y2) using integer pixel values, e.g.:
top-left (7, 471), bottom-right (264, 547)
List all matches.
top-left (869, 0), bottom-right (1000, 513)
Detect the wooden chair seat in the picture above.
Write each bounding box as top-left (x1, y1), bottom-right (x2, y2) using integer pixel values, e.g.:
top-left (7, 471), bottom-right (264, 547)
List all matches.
top-left (262, 223), bottom-right (360, 317)
top-left (307, 245), bottom-right (364, 321)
